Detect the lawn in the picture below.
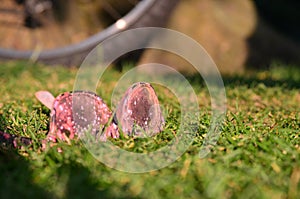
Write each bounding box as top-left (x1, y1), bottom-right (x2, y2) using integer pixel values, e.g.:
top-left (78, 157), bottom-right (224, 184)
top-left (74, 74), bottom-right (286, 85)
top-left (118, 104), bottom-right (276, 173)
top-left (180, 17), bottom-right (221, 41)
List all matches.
top-left (0, 61), bottom-right (299, 199)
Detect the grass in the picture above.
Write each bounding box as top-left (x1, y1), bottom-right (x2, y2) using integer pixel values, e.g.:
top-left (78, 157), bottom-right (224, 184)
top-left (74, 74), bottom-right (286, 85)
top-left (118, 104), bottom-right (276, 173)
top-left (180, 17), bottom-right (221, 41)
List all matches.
top-left (0, 61), bottom-right (299, 199)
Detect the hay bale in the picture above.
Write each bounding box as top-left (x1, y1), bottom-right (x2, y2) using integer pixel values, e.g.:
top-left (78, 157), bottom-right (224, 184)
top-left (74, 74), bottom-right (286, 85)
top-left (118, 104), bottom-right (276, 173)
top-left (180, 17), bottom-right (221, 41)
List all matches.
top-left (139, 0), bottom-right (257, 74)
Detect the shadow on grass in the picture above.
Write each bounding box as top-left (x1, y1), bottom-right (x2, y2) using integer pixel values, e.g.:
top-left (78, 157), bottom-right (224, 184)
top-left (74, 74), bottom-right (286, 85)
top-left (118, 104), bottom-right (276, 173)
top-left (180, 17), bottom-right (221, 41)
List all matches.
top-left (221, 75), bottom-right (300, 89)
top-left (0, 148), bottom-right (138, 199)
top-left (186, 67), bottom-right (300, 90)
top-left (60, 162), bottom-right (124, 199)
top-left (0, 149), bottom-right (54, 199)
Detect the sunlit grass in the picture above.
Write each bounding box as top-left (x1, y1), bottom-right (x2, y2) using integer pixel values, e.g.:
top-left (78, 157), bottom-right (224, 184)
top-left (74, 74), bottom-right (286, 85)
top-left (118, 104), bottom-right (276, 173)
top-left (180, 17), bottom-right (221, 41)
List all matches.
top-left (0, 61), bottom-right (299, 199)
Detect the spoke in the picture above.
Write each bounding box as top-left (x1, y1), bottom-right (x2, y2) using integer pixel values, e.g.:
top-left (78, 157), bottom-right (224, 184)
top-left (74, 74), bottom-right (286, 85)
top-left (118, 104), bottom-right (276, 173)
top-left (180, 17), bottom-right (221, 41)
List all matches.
top-left (102, 1), bottom-right (122, 20)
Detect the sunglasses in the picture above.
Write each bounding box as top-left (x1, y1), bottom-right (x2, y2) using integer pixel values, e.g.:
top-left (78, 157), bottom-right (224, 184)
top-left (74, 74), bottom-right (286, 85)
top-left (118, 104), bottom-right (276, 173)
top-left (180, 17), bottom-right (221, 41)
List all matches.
top-left (1, 82), bottom-right (164, 148)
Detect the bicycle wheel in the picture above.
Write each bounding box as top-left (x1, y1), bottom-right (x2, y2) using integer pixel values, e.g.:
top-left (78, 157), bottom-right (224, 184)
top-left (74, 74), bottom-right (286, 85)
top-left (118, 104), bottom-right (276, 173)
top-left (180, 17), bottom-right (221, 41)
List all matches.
top-left (0, 0), bottom-right (179, 66)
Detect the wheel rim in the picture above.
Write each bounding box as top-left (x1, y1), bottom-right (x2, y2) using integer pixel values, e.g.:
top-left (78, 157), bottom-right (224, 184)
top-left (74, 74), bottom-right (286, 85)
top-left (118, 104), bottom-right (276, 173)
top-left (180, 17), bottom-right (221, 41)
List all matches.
top-left (0, 0), bottom-right (178, 65)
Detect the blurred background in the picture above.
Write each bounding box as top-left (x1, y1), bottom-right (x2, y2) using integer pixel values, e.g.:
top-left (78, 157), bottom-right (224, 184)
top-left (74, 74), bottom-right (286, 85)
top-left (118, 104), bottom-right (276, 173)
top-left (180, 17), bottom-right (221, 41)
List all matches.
top-left (140, 0), bottom-right (300, 74)
top-left (1, 0), bottom-right (300, 74)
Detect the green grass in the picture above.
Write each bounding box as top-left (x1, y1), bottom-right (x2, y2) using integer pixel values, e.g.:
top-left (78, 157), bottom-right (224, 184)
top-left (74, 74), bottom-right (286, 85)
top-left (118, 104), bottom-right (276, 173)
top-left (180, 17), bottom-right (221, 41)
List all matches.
top-left (0, 61), bottom-right (299, 199)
